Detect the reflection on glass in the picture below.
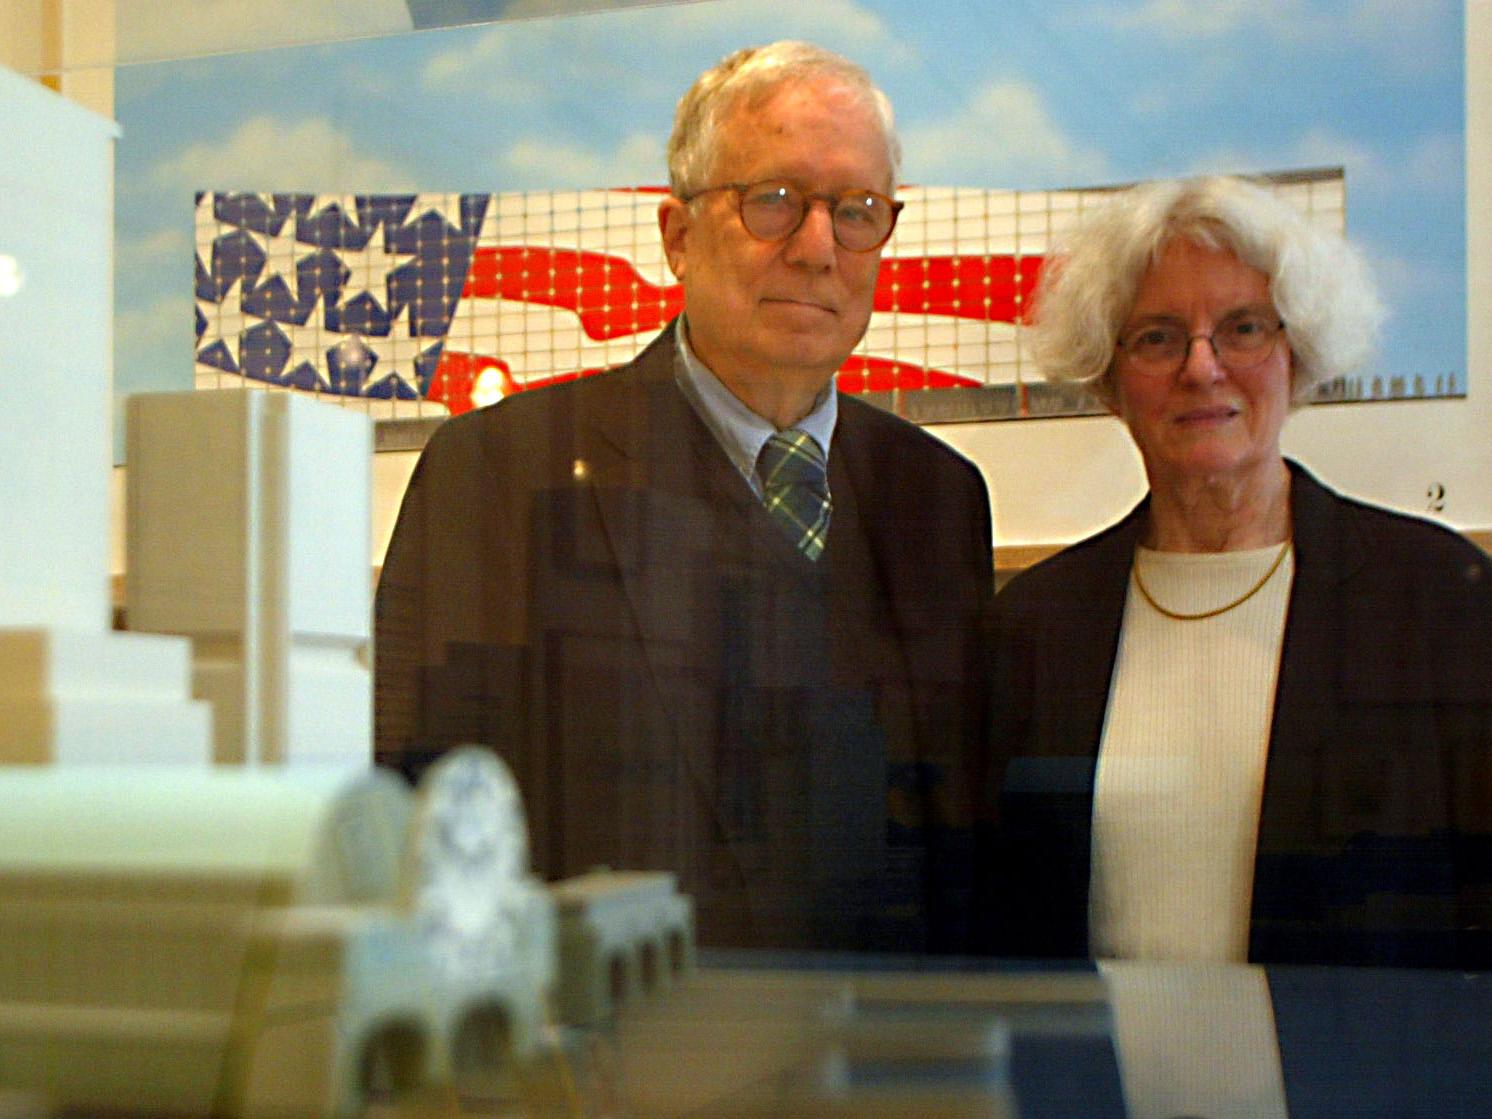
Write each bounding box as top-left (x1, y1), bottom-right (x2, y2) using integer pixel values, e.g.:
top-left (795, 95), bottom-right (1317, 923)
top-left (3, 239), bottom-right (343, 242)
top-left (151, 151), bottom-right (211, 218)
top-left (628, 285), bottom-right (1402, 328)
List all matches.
top-left (0, 255), bottom-right (23, 298)
top-left (1102, 961), bottom-right (1289, 1119)
top-left (13, 0), bottom-right (705, 75)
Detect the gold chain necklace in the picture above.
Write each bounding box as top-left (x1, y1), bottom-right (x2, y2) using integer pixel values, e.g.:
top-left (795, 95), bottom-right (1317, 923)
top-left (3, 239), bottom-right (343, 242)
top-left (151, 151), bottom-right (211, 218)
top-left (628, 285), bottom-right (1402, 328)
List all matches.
top-left (1131, 539), bottom-right (1292, 621)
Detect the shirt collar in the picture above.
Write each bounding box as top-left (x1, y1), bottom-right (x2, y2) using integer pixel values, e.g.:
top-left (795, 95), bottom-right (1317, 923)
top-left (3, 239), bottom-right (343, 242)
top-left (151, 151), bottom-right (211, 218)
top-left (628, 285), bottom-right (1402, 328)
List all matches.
top-left (673, 316), bottom-right (838, 495)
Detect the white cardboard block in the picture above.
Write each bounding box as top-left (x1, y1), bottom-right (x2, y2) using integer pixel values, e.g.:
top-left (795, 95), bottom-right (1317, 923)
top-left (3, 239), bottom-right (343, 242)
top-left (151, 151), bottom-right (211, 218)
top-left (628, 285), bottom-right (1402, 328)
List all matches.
top-left (0, 627), bottom-right (212, 767)
top-left (0, 66), bottom-right (118, 633)
top-left (127, 390), bottom-right (373, 767)
top-left (0, 696), bottom-right (210, 765)
top-left (0, 627), bottom-right (196, 701)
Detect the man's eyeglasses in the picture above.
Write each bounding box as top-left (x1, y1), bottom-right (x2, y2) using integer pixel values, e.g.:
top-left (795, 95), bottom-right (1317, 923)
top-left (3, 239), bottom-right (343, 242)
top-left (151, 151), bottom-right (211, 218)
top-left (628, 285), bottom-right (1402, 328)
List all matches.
top-left (682, 179), bottom-right (903, 252)
top-left (1116, 309), bottom-right (1286, 376)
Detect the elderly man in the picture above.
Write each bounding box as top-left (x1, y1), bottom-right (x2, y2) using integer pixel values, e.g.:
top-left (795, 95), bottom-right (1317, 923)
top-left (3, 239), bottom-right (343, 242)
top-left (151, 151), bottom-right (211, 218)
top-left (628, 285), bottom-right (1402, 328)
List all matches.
top-left (376, 41), bottom-right (993, 951)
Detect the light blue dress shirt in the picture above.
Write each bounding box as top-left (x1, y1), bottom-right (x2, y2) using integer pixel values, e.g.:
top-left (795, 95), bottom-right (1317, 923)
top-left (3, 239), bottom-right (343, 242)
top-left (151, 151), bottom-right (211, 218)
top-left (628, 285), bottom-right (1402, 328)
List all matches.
top-left (672, 317), bottom-right (838, 500)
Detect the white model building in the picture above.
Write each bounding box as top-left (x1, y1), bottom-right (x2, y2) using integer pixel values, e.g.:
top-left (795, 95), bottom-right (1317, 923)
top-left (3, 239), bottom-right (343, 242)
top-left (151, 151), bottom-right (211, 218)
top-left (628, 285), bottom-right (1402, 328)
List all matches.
top-left (0, 749), bottom-right (562, 1117)
top-left (552, 869), bottom-right (695, 1026)
top-left (0, 64), bottom-right (210, 766)
top-left (126, 389), bottom-right (373, 768)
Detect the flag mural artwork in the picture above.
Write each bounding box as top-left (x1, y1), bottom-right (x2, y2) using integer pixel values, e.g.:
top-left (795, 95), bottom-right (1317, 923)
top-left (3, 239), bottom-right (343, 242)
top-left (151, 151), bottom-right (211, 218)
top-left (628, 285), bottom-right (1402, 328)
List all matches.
top-left (193, 172), bottom-right (1346, 423)
top-left (193, 186), bottom-right (1046, 419)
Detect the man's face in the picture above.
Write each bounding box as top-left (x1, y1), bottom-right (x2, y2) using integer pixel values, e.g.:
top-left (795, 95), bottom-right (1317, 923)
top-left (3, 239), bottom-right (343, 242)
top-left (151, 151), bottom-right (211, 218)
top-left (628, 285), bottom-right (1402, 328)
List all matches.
top-left (659, 78), bottom-right (893, 415)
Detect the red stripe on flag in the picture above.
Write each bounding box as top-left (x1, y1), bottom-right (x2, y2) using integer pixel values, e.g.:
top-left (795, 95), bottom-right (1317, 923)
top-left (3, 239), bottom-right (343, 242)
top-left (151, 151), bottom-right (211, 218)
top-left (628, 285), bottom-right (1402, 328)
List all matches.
top-left (836, 355), bottom-right (981, 392)
top-left (461, 248), bottom-right (1043, 343)
top-left (463, 247), bottom-right (684, 341)
top-left (874, 255), bottom-right (1043, 322)
top-left (431, 351), bottom-right (603, 414)
top-left (426, 352), bottom-right (513, 414)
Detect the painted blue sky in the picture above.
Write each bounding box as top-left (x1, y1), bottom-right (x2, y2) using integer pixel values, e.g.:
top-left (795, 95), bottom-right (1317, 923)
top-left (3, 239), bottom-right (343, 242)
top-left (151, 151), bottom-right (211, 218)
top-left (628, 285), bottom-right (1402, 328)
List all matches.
top-left (114, 0), bottom-right (1465, 437)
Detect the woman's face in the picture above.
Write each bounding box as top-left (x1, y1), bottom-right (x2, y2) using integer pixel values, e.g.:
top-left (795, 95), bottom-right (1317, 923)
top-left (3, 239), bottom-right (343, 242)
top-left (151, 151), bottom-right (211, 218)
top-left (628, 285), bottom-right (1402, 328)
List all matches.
top-left (1111, 238), bottom-right (1293, 488)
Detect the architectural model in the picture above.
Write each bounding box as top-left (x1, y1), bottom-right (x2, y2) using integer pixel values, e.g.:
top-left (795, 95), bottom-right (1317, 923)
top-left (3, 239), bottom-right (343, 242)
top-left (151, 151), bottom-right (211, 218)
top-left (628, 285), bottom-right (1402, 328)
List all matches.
top-left (126, 389), bottom-right (373, 768)
top-left (0, 62), bottom-right (693, 1118)
top-left (0, 64), bottom-right (210, 766)
top-left (551, 869), bottom-right (695, 1026)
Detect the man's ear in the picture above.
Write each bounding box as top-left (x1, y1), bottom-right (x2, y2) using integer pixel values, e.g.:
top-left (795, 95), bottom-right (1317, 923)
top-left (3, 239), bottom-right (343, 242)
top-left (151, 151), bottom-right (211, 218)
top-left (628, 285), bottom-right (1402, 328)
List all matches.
top-left (658, 197), bottom-right (690, 280)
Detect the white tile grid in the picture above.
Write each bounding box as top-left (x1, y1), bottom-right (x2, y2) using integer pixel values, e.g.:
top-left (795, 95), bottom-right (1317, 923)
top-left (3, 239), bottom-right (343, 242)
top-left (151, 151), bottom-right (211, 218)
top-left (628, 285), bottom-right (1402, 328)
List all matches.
top-left (194, 174), bottom-right (1349, 413)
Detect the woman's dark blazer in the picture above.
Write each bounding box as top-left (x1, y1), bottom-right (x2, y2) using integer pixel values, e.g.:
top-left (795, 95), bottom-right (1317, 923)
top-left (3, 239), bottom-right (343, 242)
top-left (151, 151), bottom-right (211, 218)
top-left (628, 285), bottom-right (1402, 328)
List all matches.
top-left (982, 460), bottom-right (1492, 968)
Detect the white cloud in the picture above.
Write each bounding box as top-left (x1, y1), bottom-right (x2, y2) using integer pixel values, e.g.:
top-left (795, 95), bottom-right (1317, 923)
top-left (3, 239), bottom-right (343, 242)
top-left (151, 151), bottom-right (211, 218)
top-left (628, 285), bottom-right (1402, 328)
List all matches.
top-left (1284, 128), bottom-right (1378, 174)
top-left (149, 116), bottom-right (416, 193)
top-left (901, 80), bottom-right (1110, 187)
top-left (655, 0), bottom-right (909, 60)
top-left (1105, 0), bottom-right (1299, 39)
top-left (422, 0), bottom-right (911, 96)
top-left (1094, 0), bottom-right (1456, 70)
top-left (1358, 238), bottom-right (1459, 313)
top-left (422, 24), bottom-right (530, 92)
top-left (1303, 0), bottom-right (1458, 69)
top-left (1187, 126), bottom-right (1461, 199)
top-left (118, 227), bottom-right (192, 274)
top-left (1400, 132), bottom-right (1463, 195)
top-left (1181, 128), bottom-right (1372, 185)
top-left (498, 132), bottom-right (666, 189)
top-left (1365, 245), bottom-right (1415, 308)
top-left (420, 13), bottom-right (671, 109)
top-left (116, 293), bottom-right (187, 356)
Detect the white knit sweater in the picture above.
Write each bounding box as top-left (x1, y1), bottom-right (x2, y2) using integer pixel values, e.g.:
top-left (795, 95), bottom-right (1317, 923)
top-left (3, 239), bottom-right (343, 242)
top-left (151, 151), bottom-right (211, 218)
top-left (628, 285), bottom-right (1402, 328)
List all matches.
top-left (1089, 544), bottom-right (1295, 963)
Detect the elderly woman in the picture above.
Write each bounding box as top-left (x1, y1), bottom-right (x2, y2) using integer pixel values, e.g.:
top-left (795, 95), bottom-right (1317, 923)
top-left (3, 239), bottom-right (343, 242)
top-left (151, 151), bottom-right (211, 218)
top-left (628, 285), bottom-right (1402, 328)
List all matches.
top-left (983, 175), bottom-right (1492, 968)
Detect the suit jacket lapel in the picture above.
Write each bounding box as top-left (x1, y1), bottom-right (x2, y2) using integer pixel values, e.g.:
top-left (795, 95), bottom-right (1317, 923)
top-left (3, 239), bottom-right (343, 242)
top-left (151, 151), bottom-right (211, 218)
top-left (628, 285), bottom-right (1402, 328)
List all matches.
top-left (1267, 461), bottom-right (1366, 749)
top-left (825, 403), bottom-right (898, 618)
top-left (828, 404), bottom-right (940, 761)
top-left (1056, 505), bottom-right (1144, 765)
top-left (1252, 462), bottom-right (1363, 939)
top-left (576, 327), bottom-right (751, 872)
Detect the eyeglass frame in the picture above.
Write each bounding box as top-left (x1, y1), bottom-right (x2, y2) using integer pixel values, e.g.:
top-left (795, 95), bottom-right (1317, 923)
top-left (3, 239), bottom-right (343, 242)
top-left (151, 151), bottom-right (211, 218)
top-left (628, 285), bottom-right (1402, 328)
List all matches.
top-left (680, 179), bottom-right (905, 252)
top-left (1114, 309), bottom-right (1288, 377)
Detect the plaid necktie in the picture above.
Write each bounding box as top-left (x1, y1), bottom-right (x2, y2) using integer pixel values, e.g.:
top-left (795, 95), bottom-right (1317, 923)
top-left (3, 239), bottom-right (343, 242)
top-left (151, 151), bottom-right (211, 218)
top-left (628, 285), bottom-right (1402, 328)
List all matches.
top-left (756, 429), bottom-right (832, 561)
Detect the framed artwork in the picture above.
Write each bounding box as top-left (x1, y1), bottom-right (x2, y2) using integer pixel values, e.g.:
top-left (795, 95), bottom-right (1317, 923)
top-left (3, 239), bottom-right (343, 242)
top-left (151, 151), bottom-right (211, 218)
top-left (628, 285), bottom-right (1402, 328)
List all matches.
top-left (194, 170), bottom-right (1356, 434)
top-left (116, 1), bottom-right (1464, 449)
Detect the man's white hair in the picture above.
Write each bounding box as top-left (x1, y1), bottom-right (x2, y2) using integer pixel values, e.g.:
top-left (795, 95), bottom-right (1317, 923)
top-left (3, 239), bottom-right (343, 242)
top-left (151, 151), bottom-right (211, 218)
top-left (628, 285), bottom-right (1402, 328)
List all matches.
top-left (666, 40), bottom-right (901, 199)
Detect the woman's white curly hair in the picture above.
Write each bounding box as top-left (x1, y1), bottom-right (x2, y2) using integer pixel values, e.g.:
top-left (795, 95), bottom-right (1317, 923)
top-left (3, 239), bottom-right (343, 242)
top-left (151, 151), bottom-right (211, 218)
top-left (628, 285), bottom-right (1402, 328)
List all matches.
top-left (1028, 175), bottom-right (1384, 408)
